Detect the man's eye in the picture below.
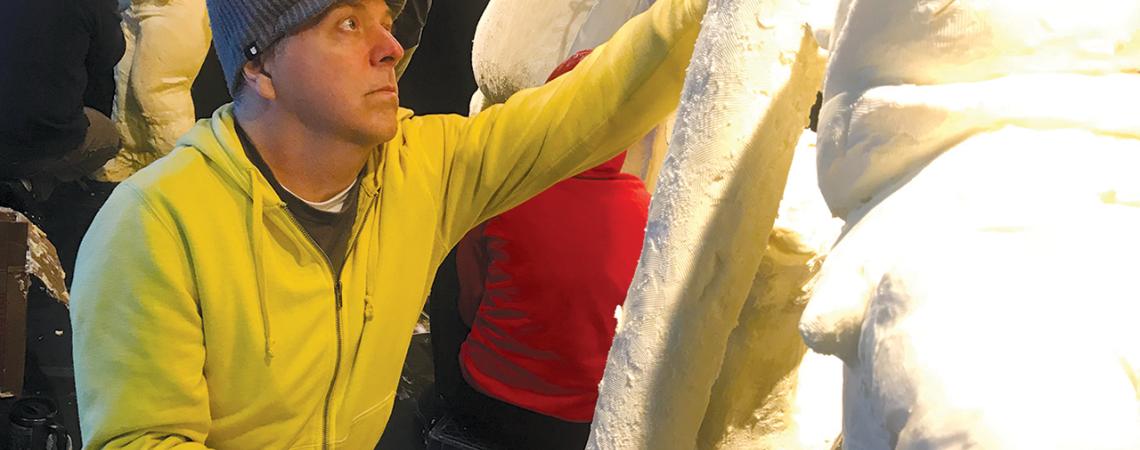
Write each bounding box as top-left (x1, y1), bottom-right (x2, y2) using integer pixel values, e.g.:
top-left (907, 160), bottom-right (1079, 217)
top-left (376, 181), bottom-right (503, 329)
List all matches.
top-left (339, 17), bottom-right (359, 31)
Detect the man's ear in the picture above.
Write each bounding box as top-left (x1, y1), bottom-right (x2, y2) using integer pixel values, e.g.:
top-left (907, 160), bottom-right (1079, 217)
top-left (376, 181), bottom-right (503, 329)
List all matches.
top-left (242, 58), bottom-right (277, 101)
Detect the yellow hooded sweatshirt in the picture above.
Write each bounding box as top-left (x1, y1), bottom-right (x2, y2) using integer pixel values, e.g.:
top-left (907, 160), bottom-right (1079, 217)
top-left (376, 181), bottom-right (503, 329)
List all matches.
top-left (69, 0), bottom-right (705, 448)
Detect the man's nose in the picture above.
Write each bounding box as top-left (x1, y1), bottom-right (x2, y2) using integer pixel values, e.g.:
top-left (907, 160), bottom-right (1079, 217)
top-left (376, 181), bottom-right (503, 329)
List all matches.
top-left (370, 26), bottom-right (405, 67)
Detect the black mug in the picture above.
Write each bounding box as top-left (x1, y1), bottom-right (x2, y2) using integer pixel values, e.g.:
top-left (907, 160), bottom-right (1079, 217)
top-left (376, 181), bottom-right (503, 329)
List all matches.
top-left (7, 397), bottom-right (71, 450)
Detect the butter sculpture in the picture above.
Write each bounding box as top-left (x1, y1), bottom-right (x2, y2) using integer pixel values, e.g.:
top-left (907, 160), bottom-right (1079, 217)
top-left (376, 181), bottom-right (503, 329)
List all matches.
top-left (100, 0), bottom-right (212, 181)
top-left (800, 0), bottom-right (1140, 448)
top-left (472, 1), bottom-right (844, 448)
top-left (469, 0), bottom-right (1140, 448)
top-left (471, 0), bottom-right (598, 106)
top-left (585, 0), bottom-right (830, 447)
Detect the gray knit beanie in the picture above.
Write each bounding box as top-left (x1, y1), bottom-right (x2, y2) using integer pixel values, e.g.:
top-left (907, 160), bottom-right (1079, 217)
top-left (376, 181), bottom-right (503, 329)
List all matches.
top-left (207, 0), bottom-right (411, 95)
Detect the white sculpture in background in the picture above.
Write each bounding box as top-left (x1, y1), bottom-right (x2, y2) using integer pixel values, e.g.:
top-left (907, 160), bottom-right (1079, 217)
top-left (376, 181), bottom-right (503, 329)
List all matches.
top-left (471, 0), bottom-right (598, 106)
top-left (99, 0), bottom-right (212, 182)
top-left (800, 0), bottom-right (1140, 448)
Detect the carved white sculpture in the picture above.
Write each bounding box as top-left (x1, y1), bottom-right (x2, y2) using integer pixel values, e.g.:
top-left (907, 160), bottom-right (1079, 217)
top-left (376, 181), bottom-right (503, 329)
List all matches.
top-left (585, 0), bottom-right (834, 447)
top-left (692, 131), bottom-right (844, 450)
top-left (473, 0), bottom-right (1140, 448)
top-left (100, 0), bottom-right (212, 182)
top-left (801, 0), bottom-right (1140, 448)
top-left (471, 0), bottom-right (598, 105)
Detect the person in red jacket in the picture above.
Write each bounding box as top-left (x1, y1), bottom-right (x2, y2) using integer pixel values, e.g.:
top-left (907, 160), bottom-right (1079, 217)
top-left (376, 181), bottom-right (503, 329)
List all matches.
top-left (448, 49), bottom-right (652, 450)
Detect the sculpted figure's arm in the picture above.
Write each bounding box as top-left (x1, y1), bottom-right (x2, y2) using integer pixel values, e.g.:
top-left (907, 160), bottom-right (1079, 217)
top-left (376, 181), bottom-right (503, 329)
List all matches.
top-left (70, 186), bottom-right (212, 450)
top-left (406, 0), bottom-right (708, 246)
top-left (587, 0), bottom-right (828, 446)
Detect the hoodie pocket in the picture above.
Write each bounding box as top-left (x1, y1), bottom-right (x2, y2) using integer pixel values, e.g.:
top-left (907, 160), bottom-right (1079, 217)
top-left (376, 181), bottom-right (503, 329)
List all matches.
top-left (330, 391), bottom-right (395, 449)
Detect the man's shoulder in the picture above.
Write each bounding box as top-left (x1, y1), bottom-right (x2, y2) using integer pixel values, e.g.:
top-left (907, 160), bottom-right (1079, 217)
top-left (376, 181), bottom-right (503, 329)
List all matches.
top-left (394, 106), bottom-right (473, 141)
top-left (116, 146), bottom-right (240, 219)
top-left (385, 107), bottom-right (469, 169)
top-left (125, 147), bottom-right (215, 193)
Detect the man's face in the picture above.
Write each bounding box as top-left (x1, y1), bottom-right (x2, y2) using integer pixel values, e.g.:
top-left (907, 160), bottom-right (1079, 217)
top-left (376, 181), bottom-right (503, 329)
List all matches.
top-left (264, 0), bottom-right (404, 147)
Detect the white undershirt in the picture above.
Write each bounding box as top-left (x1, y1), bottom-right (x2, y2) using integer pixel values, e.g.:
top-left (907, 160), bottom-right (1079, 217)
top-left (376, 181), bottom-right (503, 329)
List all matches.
top-left (281, 180), bottom-right (358, 213)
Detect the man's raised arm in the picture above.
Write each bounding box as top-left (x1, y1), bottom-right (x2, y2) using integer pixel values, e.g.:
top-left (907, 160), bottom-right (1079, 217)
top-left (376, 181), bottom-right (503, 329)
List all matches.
top-left (408, 0), bottom-right (707, 246)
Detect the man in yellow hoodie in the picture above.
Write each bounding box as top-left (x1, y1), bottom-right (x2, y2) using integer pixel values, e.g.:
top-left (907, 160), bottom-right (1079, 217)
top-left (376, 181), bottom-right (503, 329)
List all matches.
top-left (69, 0), bottom-right (706, 447)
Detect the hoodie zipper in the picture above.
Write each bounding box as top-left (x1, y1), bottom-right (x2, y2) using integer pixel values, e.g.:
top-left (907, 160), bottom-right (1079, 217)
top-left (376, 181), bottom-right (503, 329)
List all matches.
top-left (324, 280), bottom-right (343, 450)
top-left (278, 210), bottom-right (348, 450)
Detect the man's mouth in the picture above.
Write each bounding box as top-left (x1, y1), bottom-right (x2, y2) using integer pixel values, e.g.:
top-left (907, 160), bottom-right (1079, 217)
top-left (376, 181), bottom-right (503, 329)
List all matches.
top-left (368, 86), bottom-right (398, 95)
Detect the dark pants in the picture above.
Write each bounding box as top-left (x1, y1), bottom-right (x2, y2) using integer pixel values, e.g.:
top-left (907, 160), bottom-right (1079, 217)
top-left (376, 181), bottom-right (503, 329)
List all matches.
top-left (451, 376), bottom-right (592, 450)
top-left (2, 108), bottom-right (119, 202)
top-left (429, 249), bottom-right (467, 403)
top-left (1, 106), bottom-right (119, 269)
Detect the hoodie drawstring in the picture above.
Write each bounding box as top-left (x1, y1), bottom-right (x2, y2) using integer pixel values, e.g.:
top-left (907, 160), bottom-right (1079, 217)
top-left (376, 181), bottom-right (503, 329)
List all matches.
top-left (363, 193), bottom-right (380, 321)
top-left (249, 168), bottom-right (275, 363)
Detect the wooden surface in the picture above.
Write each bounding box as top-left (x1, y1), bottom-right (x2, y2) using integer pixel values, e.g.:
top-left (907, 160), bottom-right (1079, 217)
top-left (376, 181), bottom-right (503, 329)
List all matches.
top-left (1, 218), bottom-right (28, 397)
